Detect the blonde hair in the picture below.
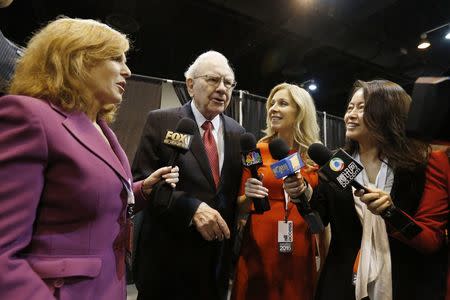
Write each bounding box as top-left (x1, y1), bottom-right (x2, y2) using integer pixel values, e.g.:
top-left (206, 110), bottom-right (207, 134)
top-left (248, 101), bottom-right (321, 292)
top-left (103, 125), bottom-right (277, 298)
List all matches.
top-left (9, 17), bottom-right (130, 123)
top-left (260, 83), bottom-right (320, 165)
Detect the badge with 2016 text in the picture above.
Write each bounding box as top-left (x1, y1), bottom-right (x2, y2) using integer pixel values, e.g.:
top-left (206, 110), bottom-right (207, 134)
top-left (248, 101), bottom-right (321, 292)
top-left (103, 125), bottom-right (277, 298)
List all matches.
top-left (278, 220), bottom-right (293, 254)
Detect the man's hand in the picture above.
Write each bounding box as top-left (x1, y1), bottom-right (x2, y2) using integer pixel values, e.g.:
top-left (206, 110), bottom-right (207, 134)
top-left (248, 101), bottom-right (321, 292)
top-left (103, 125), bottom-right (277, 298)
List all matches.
top-left (193, 203), bottom-right (230, 241)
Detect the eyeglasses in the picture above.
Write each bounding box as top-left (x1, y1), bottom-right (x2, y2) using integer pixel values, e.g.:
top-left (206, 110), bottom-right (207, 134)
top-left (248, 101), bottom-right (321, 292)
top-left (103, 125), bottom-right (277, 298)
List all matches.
top-left (194, 74), bottom-right (237, 89)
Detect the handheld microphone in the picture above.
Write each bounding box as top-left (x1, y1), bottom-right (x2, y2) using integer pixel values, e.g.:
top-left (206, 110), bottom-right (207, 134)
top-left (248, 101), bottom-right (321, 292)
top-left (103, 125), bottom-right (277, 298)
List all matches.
top-left (269, 139), bottom-right (305, 179)
top-left (308, 143), bottom-right (422, 239)
top-left (240, 132), bottom-right (270, 214)
top-left (268, 138), bottom-right (324, 234)
top-left (153, 118), bottom-right (196, 210)
top-left (163, 118), bottom-right (196, 166)
top-left (307, 143), bottom-right (367, 192)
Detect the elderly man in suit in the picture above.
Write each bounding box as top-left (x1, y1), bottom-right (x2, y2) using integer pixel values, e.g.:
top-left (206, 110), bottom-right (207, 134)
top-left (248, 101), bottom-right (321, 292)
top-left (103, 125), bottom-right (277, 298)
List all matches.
top-left (132, 50), bottom-right (245, 300)
top-left (0, 0), bottom-right (23, 95)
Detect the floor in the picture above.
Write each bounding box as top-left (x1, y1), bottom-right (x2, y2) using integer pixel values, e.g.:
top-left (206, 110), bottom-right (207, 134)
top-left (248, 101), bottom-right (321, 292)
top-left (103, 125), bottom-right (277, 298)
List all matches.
top-left (126, 282), bottom-right (233, 300)
top-left (127, 284), bottom-right (138, 300)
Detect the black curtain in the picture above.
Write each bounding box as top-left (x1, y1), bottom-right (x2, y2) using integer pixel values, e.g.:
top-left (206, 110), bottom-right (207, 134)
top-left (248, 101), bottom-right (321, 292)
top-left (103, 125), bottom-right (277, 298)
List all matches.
top-left (172, 80), bottom-right (191, 105)
top-left (242, 92), bottom-right (267, 141)
top-left (224, 90), bottom-right (241, 122)
top-left (111, 74), bottom-right (162, 163)
top-left (317, 111), bottom-right (325, 145)
top-left (317, 112), bottom-right (346, 150)
top-left (110, 74), bottom-right (163, 285)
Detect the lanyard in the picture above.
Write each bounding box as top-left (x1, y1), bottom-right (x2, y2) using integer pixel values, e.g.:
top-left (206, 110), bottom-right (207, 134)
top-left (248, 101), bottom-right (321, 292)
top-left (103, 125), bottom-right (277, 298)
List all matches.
top-left (123, 178), bottom-right (135, 219)
top-left (283, 189), bottom-right (291, 222)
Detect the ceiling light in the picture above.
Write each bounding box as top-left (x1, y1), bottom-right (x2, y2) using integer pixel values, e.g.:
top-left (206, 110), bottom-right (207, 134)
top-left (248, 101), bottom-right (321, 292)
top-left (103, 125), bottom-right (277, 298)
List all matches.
top-left (417, 23), bottom-right (450, 50)
top-left (445, 24), bottom-right (450, 39)
top-left (417, 33), bottom-right (430, 49)
top-left (300, 79), bottom-right (318, 92)
top-left (308, 83), bottom-right (317, 91)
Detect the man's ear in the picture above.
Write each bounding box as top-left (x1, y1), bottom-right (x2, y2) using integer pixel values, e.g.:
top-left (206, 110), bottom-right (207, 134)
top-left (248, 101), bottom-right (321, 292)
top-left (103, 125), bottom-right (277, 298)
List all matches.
top-left (186, 78), bottom-right (194, 97)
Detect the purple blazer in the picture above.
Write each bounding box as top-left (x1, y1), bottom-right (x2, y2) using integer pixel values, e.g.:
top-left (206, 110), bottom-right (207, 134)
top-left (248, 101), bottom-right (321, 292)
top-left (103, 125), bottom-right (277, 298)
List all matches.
top-left (0, 95), bottom-right (146, 299)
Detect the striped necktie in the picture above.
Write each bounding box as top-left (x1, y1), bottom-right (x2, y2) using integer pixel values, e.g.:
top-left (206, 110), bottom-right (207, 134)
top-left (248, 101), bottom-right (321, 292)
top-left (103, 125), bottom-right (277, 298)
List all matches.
top-left (201, 121), bottom-right (220, 187)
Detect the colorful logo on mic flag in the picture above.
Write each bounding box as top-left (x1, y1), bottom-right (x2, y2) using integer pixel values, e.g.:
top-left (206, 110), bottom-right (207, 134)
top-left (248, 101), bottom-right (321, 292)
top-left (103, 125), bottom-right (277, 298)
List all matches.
top-left (318, 148), bottom-right (364, 189)
top-left (242, 149), bottom-right (263, 167)
top-left (270, 152), bottom-right (305, 179)
top-left (329, 157), bottom-right (345, 172)
top-left (289, 153), bottom-right (301, 170)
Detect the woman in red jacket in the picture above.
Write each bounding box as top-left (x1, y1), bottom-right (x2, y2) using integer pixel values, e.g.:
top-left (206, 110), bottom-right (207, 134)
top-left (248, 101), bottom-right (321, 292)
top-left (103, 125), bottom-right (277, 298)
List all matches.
top-left (297, 80), bottom-right (448, 300)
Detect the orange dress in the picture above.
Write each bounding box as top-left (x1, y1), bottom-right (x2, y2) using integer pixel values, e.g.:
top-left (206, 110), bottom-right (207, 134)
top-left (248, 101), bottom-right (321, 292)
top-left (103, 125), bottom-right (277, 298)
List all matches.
top-left (231, 142), bottom-right (319, 300)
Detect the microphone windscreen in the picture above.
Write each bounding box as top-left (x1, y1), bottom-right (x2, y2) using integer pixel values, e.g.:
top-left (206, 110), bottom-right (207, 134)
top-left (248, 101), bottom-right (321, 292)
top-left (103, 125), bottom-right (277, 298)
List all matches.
top-left (268, 138), bottom-right (290, 160)
top-left (308, 143), bottom-right (332, 167)
top-left (240, 132), bottom-right (257, 152)
top-left (175, 118), bottom-right (197, 135)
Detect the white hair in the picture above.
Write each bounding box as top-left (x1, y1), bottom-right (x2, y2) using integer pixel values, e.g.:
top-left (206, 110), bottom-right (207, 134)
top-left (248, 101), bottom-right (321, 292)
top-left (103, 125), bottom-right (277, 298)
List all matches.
top-left (184, 50), bottom-right (234, 79)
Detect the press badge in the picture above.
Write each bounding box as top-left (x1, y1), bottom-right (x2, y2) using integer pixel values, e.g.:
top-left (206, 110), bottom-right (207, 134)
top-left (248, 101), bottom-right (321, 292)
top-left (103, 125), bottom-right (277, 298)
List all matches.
top-left (278, 220), bottom-right (293, 254)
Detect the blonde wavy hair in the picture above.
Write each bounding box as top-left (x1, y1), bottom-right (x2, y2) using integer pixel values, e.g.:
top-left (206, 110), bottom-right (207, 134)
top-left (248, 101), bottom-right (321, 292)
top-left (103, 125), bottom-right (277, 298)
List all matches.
top-left (9, 17), bottom-right (130, 123)
top-left (260, 83), bottom-right (321, 165)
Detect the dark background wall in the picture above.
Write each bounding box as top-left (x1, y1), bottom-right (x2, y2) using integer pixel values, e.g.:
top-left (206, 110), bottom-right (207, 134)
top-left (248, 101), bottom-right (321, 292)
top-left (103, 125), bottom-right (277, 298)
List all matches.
top-left (1, 0), bottom-right (449, 117)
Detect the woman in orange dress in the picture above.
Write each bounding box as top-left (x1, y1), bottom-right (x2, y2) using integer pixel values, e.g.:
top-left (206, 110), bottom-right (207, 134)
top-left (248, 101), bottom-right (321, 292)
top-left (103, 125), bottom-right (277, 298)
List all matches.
top-left (231, 83), bottom-right (321, 300)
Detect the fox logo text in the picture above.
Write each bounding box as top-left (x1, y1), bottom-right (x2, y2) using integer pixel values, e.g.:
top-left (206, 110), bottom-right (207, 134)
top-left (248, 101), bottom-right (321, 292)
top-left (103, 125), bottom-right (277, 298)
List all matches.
top-left (163, 131), bottom-right (192, 150)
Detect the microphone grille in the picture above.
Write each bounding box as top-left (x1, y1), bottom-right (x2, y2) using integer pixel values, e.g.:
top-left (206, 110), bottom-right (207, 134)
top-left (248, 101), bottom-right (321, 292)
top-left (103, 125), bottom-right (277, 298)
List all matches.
top-left (268, 138), bottom-right (290, 160)
top-left (307, 143), bottom-right (332, 166)
top-left (240, 132), bottom-right (257, 152)
top-left (175, 118), bottom-right (197, 135)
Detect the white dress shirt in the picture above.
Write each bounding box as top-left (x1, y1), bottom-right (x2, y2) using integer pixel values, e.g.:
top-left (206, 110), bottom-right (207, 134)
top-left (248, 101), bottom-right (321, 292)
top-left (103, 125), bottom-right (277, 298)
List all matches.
top-left (190, 101), bottom-right (225, 173)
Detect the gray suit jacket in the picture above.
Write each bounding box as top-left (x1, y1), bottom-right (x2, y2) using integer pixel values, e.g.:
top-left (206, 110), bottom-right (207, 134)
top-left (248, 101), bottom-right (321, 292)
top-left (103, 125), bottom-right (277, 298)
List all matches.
top-left (0, 30), bottom-right (22, 94)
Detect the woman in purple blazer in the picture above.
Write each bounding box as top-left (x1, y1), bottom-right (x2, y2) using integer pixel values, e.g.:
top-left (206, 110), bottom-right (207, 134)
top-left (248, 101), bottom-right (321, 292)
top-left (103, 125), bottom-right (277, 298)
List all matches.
top-left (0, 18), bottom-right (178, 299)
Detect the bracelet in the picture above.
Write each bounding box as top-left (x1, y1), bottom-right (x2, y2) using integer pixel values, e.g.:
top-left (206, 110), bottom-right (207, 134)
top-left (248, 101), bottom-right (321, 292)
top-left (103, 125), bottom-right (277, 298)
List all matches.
top-left (296, 180), bottom-right (308, 195)
top-left (303, 180), bottom-right (309, 189)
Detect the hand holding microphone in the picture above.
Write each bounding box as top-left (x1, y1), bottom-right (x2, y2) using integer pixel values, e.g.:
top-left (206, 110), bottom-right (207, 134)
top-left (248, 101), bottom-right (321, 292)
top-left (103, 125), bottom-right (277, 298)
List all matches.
top-left (282, 173), bottom-right (308, 201)
top-left (308, 143), bottom-right (422, 239)
top-left (244, 177), bottom-right (268, 200)
top-left (268, 138), bottom-right (324, 233)
top-left (141, 166), bottom-right (180, 196)
top-left (356, 187), bottom-right (395, 216)
top-left (240, 132), bottom-right (271, 214)
top-left (151, 118), bottom-right (196, 210)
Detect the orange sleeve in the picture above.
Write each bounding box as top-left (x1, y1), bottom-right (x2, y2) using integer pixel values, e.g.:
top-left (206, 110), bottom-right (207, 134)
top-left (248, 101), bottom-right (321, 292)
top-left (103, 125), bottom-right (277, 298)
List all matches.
top-left (238, 167), bottom-right (252, 197)
top-left (301, 165), bottom-right (319, 188)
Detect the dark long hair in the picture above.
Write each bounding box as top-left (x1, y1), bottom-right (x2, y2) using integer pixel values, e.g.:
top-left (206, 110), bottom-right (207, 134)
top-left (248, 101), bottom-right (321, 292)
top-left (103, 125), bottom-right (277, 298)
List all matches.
top-left (344, 80), bottom-right (429, 171)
